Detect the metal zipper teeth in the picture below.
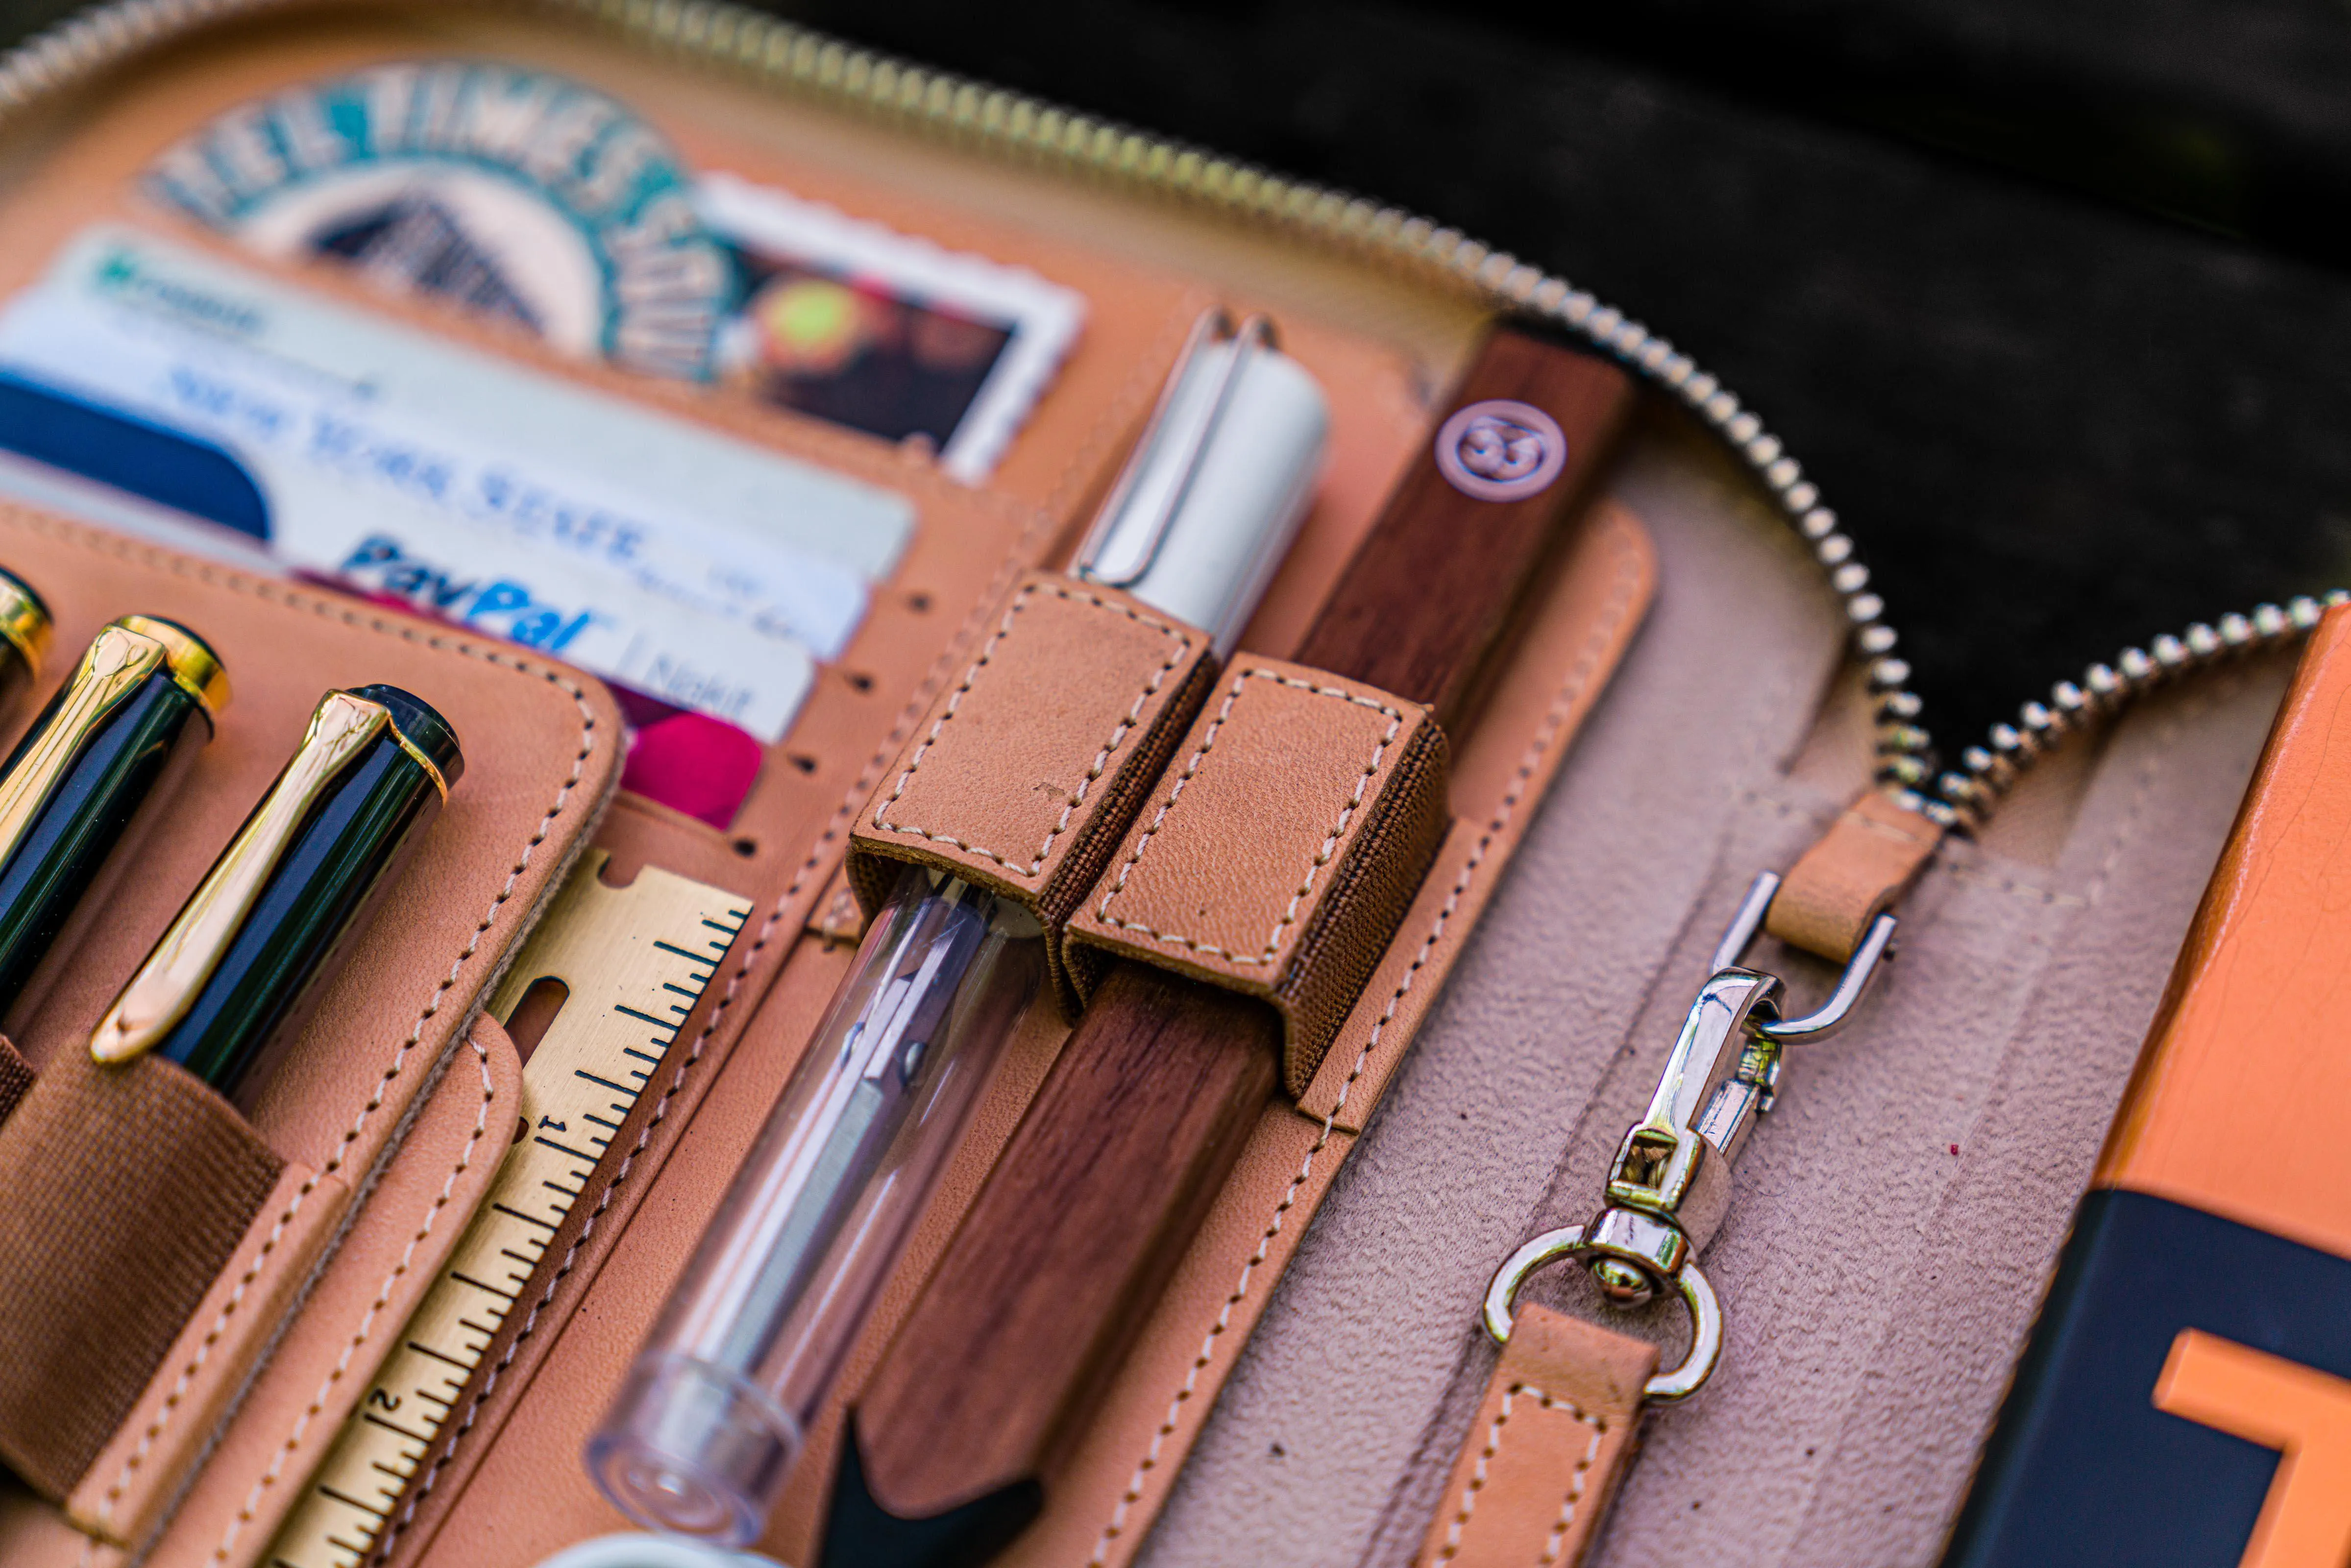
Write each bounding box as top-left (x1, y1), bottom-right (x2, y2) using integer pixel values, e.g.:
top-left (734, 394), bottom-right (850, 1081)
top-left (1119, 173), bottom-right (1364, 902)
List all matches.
top-left (1935, 591), bottom-right (2348, 833)
top-left (0, 0), bottom-right (1931, 796)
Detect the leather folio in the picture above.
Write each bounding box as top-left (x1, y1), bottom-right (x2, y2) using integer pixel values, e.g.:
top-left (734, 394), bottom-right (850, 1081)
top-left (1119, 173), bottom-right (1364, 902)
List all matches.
top-left (0, 8), bottom-right (2317, 1568)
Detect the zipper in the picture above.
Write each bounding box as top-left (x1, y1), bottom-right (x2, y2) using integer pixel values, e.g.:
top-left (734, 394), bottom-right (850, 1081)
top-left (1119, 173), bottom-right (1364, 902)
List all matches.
top-left (0, 0), bottom-right (2307, 837)
top-left (1933, 592), bottom-right (2344, 830)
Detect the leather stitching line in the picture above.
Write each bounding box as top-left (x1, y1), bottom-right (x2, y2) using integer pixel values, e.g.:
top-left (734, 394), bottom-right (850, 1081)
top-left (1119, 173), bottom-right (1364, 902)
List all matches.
top-left (1090, 668), bottom-right (1403, 964)
top-left (66, 506), bottom-right (604, 1529)
top-left (1085, 523), bottom-right (1646, 1565)
top-left (209, 1030), bottom-right (498, 1562)
top-left (1433, 1381), bottom-right (1606, 1565)
top-left (870, 580), bottom-right (1193, 878)
top-left (383, 433), bottom-right (1079, 1560)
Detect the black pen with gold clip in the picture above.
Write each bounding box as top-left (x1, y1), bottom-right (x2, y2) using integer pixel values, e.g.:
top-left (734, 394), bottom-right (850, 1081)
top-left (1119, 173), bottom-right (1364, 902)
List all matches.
top-left (90, 685), bottom-right (462, 1104)
top-left (0, 610), bottom-right (226, 1023)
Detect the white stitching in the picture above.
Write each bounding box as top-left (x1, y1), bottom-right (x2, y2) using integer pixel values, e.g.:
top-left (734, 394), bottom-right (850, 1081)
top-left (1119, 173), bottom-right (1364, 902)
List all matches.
top-left (1433, 1381), bottom-right (1607, 1564)
top-left (42, 506), bottom-right (606, 1526)
top-left (1084, 523), bottom-right (1646, 1566)
top-left (869, 580), bottom-right (1193, 878)
top-left (208, 1030), bottom-right (499, 1561)
top-left (1090, 669), bottom-right (1404, 964)
top-left (372, 288), bottom-right (1177, 1549)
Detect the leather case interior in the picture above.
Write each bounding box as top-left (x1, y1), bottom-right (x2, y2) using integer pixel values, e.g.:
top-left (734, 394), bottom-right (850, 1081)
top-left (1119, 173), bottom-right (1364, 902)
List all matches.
top-left (0, 504), bottom-right (616, 1557)
top-left (0, 6), bottom-right (2300, 1568)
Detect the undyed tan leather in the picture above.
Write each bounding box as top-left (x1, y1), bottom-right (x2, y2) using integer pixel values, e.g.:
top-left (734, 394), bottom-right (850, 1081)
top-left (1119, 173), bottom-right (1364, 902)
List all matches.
top-left (1415, 1304), bottom-right (1656, 1568)
top-left (0, 1053), bottom-right (287, 1502)
top-left (1762, 787), bottom-right (1945, 961)
top-left (0, 17), bottom-right (2298, 1568)
top-left (0, 502), bottom-right (618, 1555)
top-left (64, 1156), bottom-right (344, 1547)
top-left (0, 12), bottom-right (1815, 1568)
top-left (137, 1016), bottom-right (522, 1568)
top-left (1141, 410), bottom-right (2301, 1568)
top-left (851, 570), bottom-right (1220, 1008)
top-left (1066, 657), bottom-right (1450, 1095)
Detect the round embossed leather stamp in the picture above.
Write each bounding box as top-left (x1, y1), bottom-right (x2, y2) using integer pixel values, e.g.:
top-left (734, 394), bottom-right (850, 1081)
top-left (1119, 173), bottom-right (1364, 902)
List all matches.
top-left (1433, 399), bottom-right (1568, 502)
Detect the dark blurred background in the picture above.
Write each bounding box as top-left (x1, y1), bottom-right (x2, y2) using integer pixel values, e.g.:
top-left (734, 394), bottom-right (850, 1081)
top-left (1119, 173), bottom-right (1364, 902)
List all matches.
top-left (8, 0), bottom-right (2351, 757)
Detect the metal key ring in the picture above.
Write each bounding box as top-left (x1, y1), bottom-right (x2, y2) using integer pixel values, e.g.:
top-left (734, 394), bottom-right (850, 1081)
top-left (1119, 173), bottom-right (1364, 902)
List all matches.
top-left (1480, 1224), bottom-right (1724, 1404)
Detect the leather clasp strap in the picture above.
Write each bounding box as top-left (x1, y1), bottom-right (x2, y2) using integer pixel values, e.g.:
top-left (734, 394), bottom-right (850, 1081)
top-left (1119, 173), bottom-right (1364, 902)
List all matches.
top-left (1418, 1303), bottom-right (1658, 1568)
top-left (1763, 789), bottom-right (1942, 962)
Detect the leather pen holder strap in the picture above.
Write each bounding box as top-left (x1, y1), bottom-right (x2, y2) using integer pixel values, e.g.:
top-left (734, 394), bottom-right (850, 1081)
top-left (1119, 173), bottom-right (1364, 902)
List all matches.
top-left (848, 569), bottom-right (1221, 1010)
top-left (0, 1052), bottom-right (283, 1500)
top-left (1065, 654), bottom-right (1451, 1098)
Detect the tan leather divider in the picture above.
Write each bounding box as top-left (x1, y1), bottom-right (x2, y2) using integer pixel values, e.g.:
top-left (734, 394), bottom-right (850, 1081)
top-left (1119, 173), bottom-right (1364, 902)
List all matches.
top-left (1066, 658), bottom-right (1451, 1096)
top-left (0, 503), bottom-right (619, 1553)
top-left (114, 1017), bottom-right (523, 1567)
top-left (1415, 1304), bottom-right (1657, 1568)
top-left (1762, 788), bottom-right (1944, 962)
top-left (850, 570), bottom-right (1221, 1008)
top-left (0, 1053), bottom-right (289, 1502)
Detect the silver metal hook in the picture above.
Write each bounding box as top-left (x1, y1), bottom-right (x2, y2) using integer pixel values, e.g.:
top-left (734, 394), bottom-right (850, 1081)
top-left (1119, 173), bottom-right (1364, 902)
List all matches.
top-left (1708, 870), bottom-right (1896, 1044)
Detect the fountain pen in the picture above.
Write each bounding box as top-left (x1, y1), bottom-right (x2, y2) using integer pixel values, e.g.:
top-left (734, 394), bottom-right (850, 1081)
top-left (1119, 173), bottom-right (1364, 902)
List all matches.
top-left (0, 611), bottom-right (225, 1025)
top-left (92, 684), bottom-right (462, 1104)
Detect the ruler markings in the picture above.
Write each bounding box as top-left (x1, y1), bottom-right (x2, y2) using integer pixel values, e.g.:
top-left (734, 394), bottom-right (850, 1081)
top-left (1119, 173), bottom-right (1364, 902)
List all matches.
top-left (264, 857), bottom-right (752, 1568)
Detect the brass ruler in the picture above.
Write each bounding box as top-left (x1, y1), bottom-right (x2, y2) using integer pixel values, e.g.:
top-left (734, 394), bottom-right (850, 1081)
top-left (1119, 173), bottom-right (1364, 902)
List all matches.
top-left (265, 852), bottom-right (752, 1568)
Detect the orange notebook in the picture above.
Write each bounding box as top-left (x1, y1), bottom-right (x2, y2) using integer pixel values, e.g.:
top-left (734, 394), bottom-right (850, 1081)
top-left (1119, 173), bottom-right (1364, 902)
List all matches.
top-left (1942, 605), bottom-right (2351, 1568)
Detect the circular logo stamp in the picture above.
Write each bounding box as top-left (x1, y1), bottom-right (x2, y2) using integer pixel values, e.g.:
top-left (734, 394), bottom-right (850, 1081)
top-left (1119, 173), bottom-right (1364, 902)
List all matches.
top-left (1434, 399), bottom-right (1568, 502)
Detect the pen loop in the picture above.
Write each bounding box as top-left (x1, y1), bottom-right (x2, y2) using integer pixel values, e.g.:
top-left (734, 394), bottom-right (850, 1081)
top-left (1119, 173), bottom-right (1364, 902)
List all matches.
top-left (1482, 871), bottom-right (1896, 1403)
top-left (91, 690), bottom-right (391, 1065)
top-left (1072, 308), bottom-right (1275, 590)
top-left (0, 622), bottom-right (171, 876)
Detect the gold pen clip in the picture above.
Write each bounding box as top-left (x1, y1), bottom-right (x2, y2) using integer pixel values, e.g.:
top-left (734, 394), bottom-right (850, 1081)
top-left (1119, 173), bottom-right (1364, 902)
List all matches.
top-left (0, 571), bottom-right (52, 680)
top-left (91, 689), bottom-right (386, 1066)
top-left (0, 615), bottom-right (222, 878)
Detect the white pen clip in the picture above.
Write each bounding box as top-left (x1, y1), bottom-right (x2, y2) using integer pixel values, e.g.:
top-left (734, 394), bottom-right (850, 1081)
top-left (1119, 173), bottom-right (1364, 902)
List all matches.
top-left (1073, 309), bottom-right (1329, 654)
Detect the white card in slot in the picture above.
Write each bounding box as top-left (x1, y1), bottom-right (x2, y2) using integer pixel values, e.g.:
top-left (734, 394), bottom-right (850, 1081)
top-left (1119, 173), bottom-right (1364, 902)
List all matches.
top-left (0, 228), bottom-right (919, 741)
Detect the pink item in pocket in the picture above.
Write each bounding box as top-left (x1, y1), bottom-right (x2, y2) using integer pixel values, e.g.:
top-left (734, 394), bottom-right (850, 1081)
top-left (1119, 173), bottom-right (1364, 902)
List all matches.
top-left (621, 712), bottom-right (765, 830)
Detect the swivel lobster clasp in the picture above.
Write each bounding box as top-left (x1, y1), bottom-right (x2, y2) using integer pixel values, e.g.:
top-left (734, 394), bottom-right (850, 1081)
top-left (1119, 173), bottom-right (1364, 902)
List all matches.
top-left (1588, 966), bottom-right (1783, 1305)
top-left (1481, 870), bottom-right (1897, 1403)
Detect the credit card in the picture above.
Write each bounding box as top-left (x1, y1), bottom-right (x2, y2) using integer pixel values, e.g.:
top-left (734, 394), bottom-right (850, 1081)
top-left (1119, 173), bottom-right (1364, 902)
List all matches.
top-left (0, 227), bottom-right (917, 741)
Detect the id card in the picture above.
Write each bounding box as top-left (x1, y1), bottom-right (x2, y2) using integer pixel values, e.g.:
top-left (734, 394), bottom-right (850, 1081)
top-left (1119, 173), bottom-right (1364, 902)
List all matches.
top-left (0, 227), bottom-right (916, 741)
